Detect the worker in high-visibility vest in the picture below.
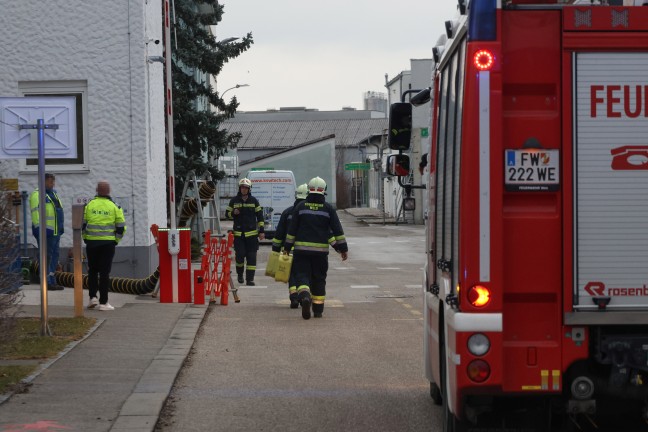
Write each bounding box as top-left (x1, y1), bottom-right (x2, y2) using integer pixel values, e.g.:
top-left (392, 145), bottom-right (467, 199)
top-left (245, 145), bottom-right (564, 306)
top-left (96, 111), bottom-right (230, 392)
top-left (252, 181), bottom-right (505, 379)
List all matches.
top-left (83, 181), bottom-right (126, 311)
top-left (272, 183), bottom-right (308, 308)
top-left (283, 177), bottom-right (348, 320)
top-left (30, 172), bottom-right (65, 291)
top-left (226, 178), bottom-right (265, 286)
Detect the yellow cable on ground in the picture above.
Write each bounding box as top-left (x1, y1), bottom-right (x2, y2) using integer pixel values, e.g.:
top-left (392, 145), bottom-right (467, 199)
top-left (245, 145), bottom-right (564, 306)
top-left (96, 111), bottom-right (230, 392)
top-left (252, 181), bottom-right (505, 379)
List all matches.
top-left (31, 261), bottom-right (160, 295)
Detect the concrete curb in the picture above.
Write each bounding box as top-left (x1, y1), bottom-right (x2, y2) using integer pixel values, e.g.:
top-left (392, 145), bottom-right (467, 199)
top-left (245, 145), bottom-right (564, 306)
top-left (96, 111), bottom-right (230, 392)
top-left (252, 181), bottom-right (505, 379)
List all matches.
top-left (109, 305), bottom-right (208, 432)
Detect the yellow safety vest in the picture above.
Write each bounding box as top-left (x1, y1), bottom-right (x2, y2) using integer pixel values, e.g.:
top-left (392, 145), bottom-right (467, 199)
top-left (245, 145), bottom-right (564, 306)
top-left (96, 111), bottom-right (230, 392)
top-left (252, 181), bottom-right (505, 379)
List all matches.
top-left (30, 188), bottom-right (63, 236)
top-left (82, 197), bottom-right (127, 243)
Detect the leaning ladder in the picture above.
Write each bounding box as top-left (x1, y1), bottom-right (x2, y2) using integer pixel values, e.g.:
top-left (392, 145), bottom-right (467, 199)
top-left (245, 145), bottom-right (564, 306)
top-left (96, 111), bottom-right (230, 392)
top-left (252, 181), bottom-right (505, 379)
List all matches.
top-left (176, 171), bottom-right (222, 241)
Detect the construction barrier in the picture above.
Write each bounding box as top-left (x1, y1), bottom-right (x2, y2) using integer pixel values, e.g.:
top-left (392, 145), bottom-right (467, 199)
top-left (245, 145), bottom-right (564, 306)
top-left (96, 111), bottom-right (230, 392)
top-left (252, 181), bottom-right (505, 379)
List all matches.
top-left (193, 230), bottom-right (236, 305)
top-left (151, 224), bottom-right (192, 303)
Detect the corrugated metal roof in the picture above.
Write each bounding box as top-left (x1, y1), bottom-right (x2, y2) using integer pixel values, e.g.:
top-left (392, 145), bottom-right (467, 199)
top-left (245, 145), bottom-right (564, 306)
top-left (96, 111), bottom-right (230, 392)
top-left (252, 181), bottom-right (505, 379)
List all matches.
top-left (223, 118), bottom-right (389, 149)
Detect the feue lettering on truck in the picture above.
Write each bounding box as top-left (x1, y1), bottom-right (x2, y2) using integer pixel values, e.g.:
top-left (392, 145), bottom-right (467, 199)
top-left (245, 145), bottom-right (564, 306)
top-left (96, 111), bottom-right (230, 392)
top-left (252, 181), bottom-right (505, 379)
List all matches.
top-left (387, 1), bottom-right (648, 430)
top-left (246, 170), bottom-right (296, 239)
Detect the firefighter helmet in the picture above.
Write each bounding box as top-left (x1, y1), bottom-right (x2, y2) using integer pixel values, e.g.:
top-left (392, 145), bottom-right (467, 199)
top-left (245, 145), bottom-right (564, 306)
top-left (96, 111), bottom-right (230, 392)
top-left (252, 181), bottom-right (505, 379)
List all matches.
top-left (295, 183), bottom-right (309, 199)
top-left (239, 178), bottom-right (252, 188)
top-left (307, 177), bottom-right (327, 195)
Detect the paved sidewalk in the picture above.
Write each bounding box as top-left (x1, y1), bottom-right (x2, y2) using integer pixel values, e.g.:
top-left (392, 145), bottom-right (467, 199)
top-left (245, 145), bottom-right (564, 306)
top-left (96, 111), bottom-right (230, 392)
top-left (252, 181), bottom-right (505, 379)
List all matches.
top-left (0, 284), bottom-right (208, 432)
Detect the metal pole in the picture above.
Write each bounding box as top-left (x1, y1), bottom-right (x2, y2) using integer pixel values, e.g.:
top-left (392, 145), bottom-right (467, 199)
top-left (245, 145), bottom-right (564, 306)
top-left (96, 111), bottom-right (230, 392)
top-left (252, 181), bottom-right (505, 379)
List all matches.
top-left (21, 190), bottom-right (28, 256)
top-left (164, 0), bottom-right (179, 302)
top-left (379, 135), bottom-right (385, 225)
top-left (36, 119), bottom-right (51, 336)
top-left (72, 205), bottom-right (84, 317)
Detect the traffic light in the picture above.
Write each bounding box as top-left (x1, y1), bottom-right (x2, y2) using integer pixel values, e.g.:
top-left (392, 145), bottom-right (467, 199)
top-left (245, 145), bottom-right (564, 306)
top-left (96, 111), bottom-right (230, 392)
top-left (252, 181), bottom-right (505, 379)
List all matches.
top-left (388, 103), bottom-right (412, 150)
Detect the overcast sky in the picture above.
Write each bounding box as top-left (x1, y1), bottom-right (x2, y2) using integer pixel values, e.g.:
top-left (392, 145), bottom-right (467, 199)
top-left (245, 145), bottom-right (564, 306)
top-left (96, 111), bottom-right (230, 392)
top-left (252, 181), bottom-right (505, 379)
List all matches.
top-left (215, 0), bottom-right (459, 112)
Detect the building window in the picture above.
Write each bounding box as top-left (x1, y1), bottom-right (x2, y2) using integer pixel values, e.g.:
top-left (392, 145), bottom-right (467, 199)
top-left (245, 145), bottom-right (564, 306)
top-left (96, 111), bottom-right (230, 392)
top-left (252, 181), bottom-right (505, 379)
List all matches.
top-left (18, 81), bottom-right (88, 172)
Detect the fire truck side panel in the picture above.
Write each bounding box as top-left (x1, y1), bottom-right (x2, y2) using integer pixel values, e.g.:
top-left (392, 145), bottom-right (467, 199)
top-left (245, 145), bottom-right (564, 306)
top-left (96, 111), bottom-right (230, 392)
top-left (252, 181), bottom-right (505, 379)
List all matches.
top-left (572, 51), bottom-right (648, 312)
top-left (426, 75), bottom-right (442, 389)
top-left (499, 10), bottom-right (565, 393)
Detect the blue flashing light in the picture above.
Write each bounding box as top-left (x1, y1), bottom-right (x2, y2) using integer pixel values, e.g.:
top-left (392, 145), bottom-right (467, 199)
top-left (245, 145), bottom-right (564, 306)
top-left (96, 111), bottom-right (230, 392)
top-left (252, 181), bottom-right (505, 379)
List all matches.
top-left (468, 0), bottom-right (497, 41)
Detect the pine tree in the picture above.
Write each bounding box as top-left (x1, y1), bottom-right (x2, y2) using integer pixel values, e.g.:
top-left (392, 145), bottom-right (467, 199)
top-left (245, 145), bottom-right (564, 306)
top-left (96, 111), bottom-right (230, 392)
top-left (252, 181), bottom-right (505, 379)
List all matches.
top-left (172, 0), bottom-right (252, 194)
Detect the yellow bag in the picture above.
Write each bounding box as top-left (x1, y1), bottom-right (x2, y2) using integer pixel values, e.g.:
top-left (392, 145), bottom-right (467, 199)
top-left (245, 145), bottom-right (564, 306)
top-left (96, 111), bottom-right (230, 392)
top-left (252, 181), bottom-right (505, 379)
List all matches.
top-left (274, 253), bottom-right (293, 283)
top-left (265, 251), bottom-right (279, 277)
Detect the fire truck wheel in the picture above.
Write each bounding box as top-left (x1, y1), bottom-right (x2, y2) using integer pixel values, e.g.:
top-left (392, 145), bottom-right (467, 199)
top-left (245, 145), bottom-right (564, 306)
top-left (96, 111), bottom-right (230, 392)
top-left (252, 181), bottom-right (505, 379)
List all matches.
top-left (430, 381), bottom-right (442, 405)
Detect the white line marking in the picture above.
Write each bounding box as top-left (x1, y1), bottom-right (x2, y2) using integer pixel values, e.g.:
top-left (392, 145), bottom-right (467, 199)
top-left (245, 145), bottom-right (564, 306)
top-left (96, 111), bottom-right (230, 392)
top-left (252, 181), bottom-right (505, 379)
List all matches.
top-left (333, 267), bottom-right (356, 270)
top-left (350, 285), bottom-right (380, 289)
top-left (377, 267), bottom-right (401, 270)
top-left (238, 285), bottom-right (268, 289)
top-left (405, 285), bottom-right (420, 289)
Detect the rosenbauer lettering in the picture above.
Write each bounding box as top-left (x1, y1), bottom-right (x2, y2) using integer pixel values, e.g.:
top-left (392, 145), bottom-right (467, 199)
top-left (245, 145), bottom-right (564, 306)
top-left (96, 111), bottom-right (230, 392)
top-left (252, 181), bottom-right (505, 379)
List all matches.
top-left (585, 281), bottom-right (648, 297)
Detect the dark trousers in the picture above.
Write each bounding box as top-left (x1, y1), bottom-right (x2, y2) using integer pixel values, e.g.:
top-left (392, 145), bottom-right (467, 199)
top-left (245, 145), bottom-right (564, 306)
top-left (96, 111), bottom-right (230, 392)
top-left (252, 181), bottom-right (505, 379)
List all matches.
top-left (234, 235), bottom-right (258, 281)
top-left (86, 243), bottom-right (116, 305)
top-left (292, 253), bottom-right (329, 305)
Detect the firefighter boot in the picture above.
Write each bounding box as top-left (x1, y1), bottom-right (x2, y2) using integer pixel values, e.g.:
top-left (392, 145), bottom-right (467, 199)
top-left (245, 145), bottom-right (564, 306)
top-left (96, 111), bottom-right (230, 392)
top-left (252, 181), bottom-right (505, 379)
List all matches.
top-left (237, 273), bottom-right (244, 284)
top-left (300, 292), bottom-right (312, 320)
top-left (245, 269), bottom-right (255, 286)
top-left (289, 293), bottom-right (299, 309)
top-left (313, 303), bottom-right (324, 318)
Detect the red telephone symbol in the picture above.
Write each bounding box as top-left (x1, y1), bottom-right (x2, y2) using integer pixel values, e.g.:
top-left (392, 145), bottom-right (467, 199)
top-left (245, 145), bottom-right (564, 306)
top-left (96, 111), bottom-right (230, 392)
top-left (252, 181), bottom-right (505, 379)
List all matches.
top-left (611, 146), bottom-right (648, 170)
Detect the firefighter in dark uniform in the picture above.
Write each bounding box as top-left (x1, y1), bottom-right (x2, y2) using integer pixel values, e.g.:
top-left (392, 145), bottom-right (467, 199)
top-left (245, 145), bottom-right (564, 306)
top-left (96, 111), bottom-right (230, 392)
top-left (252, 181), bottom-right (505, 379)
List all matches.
top-left (226, 178), bottom-right (265, 286)
top-left (283, 177), bottom-right (348, 319)
top-left (272, 183), bottom-right (308, 308)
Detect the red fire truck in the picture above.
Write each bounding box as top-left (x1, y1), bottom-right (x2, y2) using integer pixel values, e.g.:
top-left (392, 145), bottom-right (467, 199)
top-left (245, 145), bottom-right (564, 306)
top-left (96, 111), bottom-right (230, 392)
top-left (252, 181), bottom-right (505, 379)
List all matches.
top-left (388, 0), bottom-right (648, 430)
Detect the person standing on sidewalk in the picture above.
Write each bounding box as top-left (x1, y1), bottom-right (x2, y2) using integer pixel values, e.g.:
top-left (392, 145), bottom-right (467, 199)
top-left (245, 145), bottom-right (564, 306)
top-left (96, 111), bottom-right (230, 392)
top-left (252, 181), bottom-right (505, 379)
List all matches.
top-left (83, 181), bottom-right (126, 311)
top-left (226, 178), bottom-right (265, 286)
top-left (271, 183), bottom-right (308, 308)
top-left (283, 177), bottom-right (348, 320)
top-left (30, 172), bottom-right (65, 291)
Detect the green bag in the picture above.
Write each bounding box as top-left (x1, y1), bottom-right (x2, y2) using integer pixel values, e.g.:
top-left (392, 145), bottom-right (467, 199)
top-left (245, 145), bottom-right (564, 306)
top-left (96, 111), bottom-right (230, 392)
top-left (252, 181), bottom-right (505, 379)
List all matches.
top-left (274, 253), bottom-right (293, 283)
top-left (265, 251), bottom-right (279, 277)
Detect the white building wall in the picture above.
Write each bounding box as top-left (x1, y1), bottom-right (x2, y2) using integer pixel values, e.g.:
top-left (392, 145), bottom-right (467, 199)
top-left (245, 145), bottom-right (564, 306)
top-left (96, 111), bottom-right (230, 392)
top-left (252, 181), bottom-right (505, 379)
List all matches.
top-left (379, 62), bottom-right (432, 224)
top-left (410, 59), bottom-right (433, 224)
top-left (0, 0), bottom-right (167, 276)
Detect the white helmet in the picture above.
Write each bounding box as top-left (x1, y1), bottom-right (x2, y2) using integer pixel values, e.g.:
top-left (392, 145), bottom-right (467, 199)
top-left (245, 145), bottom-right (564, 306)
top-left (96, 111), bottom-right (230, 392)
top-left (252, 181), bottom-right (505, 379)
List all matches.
top-left (239, 178), bottom-right (252, 188)
top-left (295, 183), bottom-right (309, 199)
top-left (307, 177), bottom-right (327, 195)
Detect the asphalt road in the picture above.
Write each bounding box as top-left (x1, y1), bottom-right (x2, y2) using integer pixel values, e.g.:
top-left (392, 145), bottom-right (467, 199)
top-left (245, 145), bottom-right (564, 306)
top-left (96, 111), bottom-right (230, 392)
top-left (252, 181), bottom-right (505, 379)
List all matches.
top-left (155, 213), bottom-right (443, 432)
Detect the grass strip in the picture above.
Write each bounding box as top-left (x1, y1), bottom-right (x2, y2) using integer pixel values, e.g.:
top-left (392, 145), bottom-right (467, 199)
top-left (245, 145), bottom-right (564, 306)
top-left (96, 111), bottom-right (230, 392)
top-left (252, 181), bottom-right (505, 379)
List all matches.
top-left (0, 316), bottom-right (96, 394)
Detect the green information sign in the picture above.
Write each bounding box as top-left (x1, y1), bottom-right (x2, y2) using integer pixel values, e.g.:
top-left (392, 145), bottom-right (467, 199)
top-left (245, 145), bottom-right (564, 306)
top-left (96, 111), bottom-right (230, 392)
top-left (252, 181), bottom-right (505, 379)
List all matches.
top-left (250, 167), bottom-right (274, 171)
top-left (345, 163), bottom-right (371, 171)
top-left (421, 127), bottom-right (429, 137)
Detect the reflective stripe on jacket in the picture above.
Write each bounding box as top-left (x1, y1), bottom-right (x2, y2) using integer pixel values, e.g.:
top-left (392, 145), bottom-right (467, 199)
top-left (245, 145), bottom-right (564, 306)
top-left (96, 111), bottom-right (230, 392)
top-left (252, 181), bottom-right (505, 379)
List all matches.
top-left (271, 199), bottom-right (303, 252)
top-left (82, 196), bottom-right (126, 243)
top-left (226, 193), bottom-right (264, 237)
top-left (283, 194), bottom-right (347, 255)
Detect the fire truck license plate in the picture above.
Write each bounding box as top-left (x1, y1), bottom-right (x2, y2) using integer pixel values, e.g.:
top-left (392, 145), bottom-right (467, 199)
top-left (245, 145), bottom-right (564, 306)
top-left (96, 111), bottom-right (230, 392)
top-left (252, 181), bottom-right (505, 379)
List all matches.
top-left (505, 149), bottom-right (560, 192)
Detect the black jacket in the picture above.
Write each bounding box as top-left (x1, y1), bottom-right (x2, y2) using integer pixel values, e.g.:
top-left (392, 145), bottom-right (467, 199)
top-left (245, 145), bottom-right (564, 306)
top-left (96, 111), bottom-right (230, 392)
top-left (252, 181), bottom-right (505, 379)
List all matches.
top-left (271, 199), bottom-right (303, 252)
top-left (226, 192), bottom-right (264, 237)
top-left (283, 194), bottom-right (347, 255)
